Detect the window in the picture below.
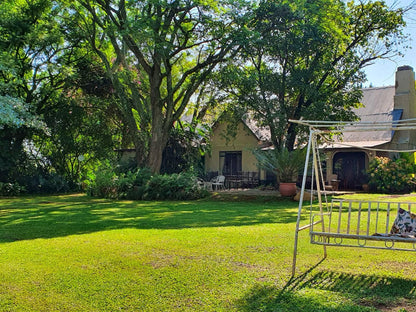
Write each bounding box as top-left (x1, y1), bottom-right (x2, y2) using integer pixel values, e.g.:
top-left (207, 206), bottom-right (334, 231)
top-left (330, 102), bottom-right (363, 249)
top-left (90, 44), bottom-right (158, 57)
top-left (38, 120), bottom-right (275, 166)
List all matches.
top-left (219, 151), bottom-right (242, 175)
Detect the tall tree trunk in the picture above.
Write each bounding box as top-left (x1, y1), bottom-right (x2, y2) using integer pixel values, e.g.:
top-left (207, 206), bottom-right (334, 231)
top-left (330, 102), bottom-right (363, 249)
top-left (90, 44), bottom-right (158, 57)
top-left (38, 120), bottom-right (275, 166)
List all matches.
top-left (148, 138), bottom-right (166, 174)
top-left (286, 123), bottom-right (297, 151)
top-left (286, 96), bottom-right (305, 151)
top-left (147, 118), bottom-right (169, 174)
top-left (147, 65), bottom-right (167, 174)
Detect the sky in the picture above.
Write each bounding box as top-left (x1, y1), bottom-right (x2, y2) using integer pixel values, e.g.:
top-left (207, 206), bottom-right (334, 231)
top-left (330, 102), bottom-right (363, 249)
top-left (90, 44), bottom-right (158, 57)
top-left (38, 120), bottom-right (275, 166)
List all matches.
top-left (363, 0), bottom-right (416, 87)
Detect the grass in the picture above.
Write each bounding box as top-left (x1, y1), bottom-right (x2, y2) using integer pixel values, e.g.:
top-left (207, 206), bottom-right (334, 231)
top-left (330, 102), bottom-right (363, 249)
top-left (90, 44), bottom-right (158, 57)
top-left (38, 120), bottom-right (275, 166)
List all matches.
top-left (1, 193), bottom-right (416, 311)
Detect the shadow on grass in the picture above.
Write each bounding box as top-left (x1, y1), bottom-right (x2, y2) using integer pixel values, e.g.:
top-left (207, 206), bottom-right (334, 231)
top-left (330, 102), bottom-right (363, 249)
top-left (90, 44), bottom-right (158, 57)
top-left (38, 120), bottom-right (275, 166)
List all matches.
top-left (237, 267), bottom-right (416, 312)
top-left (0, 194), bottom-right (305, 242)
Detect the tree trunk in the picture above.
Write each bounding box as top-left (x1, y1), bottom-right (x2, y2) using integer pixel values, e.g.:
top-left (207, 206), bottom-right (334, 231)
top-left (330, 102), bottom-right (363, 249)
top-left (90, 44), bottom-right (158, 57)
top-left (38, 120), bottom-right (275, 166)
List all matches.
top-left (147, 123), bottom-right (168, 174)
top-left (286, 123), bottom-right (297, 151)
top-left (148, 141), bottom-right (164, 174)
top-left (286, 97), bottom-right (304, 151)
top-left (147, 66), bottom-right (171, 174)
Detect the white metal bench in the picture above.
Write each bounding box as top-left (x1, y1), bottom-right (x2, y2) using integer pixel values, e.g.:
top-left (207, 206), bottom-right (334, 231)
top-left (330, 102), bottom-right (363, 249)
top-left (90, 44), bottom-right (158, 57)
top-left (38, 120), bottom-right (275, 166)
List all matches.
top-left (310, 199), bottom-right (416, 251)
top-left (290, 118), bottom-right (416, 276)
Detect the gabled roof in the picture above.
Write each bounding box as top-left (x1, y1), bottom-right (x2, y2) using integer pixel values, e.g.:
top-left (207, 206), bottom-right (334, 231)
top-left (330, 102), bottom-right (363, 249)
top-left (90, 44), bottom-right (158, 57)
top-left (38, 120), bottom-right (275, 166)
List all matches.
top-left (212, 86), bottom-right (402, 148)
top-left (242, 117), bottom-right (271, 142)
top-left (331, 86), bottom-right (400, 148)
top-left (210, 112), bottom-right (271, 143)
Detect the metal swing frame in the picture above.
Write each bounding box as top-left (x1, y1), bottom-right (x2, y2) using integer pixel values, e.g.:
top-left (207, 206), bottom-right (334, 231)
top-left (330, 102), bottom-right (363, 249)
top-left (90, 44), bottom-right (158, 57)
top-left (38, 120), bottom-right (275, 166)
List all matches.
top-left (290, 119), bottom-right (416, 277)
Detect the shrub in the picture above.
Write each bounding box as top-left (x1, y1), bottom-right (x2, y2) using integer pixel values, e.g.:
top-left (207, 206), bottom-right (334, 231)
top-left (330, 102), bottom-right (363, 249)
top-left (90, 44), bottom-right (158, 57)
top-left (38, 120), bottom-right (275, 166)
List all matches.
top-left (0, 182), bottom-right (26, 196)
top-left (87, 166), bottom-right (207, 200)
top-left (253, 147), bottom-right (305, 183)
top-left (87, 165), bottom-right (118, 198)
top-left (119, 168), bottom-right (152, 200)
top-left (143, 172), bottom-right (203, 200)
top-left (35, 173), bottom-right (70, 194)
top-left (367, 156), bottom-right (415, 194)
top-left (14, 172), bottom-right (70, 194)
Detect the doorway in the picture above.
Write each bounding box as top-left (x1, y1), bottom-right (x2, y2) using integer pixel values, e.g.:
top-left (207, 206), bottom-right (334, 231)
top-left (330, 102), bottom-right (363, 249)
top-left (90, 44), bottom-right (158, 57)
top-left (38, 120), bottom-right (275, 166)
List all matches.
top-left (219, 151), bottom-right (242, 175)
top-left (333, 152), bottom-right (367, 190)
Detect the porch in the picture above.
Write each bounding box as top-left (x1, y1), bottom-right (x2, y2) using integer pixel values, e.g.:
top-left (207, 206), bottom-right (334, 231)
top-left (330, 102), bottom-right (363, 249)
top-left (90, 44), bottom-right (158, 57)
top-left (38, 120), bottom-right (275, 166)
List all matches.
top-left (204, 171), bottom-right (261, 189)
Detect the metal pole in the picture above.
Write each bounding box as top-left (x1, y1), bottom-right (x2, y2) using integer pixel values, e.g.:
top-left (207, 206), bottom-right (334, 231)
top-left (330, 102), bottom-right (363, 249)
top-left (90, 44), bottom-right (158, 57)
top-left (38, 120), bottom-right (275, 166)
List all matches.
top-left (292, 130), bottom-right (313, 277)
top-left (311, 133), bottom-right (327, 259)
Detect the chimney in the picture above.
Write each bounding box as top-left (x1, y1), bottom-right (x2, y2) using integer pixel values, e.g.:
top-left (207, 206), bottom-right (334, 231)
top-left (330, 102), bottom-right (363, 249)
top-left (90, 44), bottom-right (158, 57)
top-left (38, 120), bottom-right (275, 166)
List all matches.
top-left (394, 65), bottom-right (415, 119)
top-left (393, 65), bottom-right (416, 149)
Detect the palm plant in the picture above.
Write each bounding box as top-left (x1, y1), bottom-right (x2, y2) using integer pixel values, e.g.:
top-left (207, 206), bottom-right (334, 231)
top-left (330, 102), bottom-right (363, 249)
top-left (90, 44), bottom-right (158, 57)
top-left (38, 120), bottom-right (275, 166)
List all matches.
top-left (254, 147), bottom-right (306, 183)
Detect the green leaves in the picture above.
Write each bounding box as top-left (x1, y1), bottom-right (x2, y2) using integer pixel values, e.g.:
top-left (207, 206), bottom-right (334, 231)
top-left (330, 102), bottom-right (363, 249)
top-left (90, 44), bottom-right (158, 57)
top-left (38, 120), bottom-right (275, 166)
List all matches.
top-left (367, 155), bottom-right (415, 194)
top-left (221, 0), bottom-right (407, 150)
top-left (71, 0), bottom-right (245, 172)
top-left (254, 147), bottom-right (306, 183)
top-left (0, 96), bottom-right (45, 130)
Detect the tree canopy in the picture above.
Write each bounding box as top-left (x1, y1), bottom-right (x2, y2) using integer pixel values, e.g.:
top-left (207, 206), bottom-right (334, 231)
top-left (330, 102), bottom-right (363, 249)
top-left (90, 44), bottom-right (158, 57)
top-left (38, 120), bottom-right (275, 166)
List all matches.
top-left (0, 0), bottom-right (117, 187)
top-left (219, 0), bottom-right (408, 150)
top-left (65, 0), bottom-right (245, 173)
top-left (0, 0), bottom-right (410, 191)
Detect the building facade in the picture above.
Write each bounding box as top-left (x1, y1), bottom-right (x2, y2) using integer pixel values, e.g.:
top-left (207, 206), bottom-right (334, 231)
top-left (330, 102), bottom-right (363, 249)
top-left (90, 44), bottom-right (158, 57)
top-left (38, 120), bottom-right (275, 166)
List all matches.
top-left (206, 66), bottom-right (416, 189)
top-left (324, 66), bottom-right (416, 190)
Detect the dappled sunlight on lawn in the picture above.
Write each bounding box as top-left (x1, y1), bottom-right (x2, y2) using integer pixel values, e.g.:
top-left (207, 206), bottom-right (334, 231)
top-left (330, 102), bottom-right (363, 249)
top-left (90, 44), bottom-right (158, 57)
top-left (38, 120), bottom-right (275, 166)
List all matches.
top-left (2, 194), bottom-right (416, 311)
top-left (0, 194), bottom-right (302, 242)
top-left (238, 269), bottom-right (416, 312)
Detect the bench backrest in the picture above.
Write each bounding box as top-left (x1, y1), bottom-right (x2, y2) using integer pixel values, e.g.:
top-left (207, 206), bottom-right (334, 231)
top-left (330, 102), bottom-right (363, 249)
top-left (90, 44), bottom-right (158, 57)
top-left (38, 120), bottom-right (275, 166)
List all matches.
top-left (325, 199), bottom-right (416, 236)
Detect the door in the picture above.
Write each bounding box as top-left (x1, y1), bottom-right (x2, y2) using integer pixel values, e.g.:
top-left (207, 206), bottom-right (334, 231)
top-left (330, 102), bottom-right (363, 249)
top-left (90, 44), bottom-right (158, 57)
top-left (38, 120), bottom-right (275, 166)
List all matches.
top-left (219, 151), bottom-right (242, 175)
top-left (333, 152), bottom-right (367, 190)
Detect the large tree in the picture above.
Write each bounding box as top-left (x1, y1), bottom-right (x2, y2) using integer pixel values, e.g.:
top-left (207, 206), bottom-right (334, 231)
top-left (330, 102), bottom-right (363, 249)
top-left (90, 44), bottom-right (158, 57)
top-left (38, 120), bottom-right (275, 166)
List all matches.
top-left (220, 0), bottom-right (408, 150)
top-left (67, 0), bottom-right (244, 173)
top-left (0, 96), bottom-right (46, 182)
top-left (0, 0), bottom-right (61, 182)
top-left (0, 0), bottom-right (118, 186)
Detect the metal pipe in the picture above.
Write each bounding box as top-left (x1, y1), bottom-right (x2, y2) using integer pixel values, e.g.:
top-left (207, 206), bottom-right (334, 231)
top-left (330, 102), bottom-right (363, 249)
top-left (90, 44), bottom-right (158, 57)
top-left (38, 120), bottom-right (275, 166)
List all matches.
top-left (292, 130), bottom-right (313, 277)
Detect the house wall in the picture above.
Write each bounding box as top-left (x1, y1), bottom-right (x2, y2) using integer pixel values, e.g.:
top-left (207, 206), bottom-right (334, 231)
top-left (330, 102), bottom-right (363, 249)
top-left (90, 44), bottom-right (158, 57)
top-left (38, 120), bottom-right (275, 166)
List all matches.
top-left (205, 121), bottom-right (261, 175)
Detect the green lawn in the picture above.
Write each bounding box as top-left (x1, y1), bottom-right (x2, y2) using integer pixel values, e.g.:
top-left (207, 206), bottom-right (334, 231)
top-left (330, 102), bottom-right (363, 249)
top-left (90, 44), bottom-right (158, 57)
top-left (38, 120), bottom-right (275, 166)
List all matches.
top-left (1, 193), bottom-right (416, 311)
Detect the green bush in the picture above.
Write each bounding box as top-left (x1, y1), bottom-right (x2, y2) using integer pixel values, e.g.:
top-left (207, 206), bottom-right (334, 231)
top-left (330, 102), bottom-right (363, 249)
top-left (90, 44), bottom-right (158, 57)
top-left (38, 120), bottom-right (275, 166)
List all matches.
top-left (0, 182), bottom-right (26, 196)
top-left (87, 164), bottom-right (118, 198)
top-left (367, 156), bottom-right (415, 194)
top-left (14, 172), bottom-right (70, 194)
top-left (88, 166), bottom-right (208, 200)
top-left (253, 147), bottom-right (305, 183)
top-left (143, 172), bottom-right (204, 200)
top-left (35, 173), bottom-right (70, 194)
top-left (118, 168), bottom-right (152, 200)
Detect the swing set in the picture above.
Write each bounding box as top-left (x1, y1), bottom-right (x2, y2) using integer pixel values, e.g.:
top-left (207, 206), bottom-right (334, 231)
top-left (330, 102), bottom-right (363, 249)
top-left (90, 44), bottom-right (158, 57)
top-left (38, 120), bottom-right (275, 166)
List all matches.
top-left (290, 119), bottom-right (416, 276)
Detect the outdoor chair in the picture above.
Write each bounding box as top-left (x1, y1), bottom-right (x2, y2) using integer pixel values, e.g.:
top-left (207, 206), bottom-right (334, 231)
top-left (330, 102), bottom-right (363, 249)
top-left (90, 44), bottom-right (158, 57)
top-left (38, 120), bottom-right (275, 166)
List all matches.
top-left (325, 174), bottom-right (339, 191)
top-left (196, 178), bottom-right (205, 189)
top-left (211, 175), bottom-right (225, 190)
top-left (196, 177), bottom-right (213, 191)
